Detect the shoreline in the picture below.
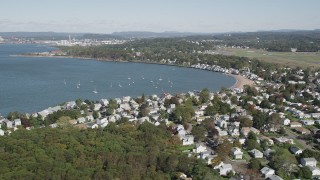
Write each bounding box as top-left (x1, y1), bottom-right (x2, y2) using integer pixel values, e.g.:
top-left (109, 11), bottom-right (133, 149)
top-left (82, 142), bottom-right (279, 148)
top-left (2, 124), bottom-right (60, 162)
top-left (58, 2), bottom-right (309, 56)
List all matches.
top-left (16, 54), bottom-right (254, 89)
top-left (228, 74), bottom-right (255, 89)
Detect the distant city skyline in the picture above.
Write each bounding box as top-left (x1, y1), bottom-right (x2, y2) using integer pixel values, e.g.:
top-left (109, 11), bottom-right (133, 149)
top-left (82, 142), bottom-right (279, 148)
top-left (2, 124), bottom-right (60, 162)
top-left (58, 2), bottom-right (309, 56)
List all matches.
top-left (0, 0), bottom-right (319, 33)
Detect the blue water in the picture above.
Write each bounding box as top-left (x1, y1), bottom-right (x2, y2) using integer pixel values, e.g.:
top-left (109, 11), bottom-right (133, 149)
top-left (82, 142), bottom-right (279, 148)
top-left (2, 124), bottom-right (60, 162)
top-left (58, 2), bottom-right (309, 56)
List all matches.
top-left (0, 44), bottom-right (235, 116)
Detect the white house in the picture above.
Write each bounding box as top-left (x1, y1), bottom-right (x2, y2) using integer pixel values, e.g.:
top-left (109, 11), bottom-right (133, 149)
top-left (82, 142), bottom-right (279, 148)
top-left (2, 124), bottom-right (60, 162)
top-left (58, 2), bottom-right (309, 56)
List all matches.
top-left (194, 144), bottom-right (207, 153)
top-left (214, 162), bottom-right (233, 176)
top-left (100, 99), bottom-right (109, 106)
top-left (3, 119), bottom-right (13, 129)
top-left (268, 174), bottom-right (284, 180)
top-left (230, 147), bottom-right (243, 159)
top-left (308, 166), bottom-right (320, 176)
top-left (290, 122), bottom-right (302, 128)
top-left (0, 129), bottom-right (4, 136)
top-left (301, 158), bottom-right (317, 167)
top-left (260, 167), bottom-right (275, 178)
top-left (282, 118), bottom-right (291, 126)
top-left (77, 117), bottom-right (86, 124)
top-left (300, 120), bottom-right (315, 126)
top-left (14, 119), bottom-right (22, 127)
top-left (249, 149), bottom-right (263, 158)
top-left (312, 113), bottom-right (320, 118)
top-left (182, 135), bottom-right (194, 146)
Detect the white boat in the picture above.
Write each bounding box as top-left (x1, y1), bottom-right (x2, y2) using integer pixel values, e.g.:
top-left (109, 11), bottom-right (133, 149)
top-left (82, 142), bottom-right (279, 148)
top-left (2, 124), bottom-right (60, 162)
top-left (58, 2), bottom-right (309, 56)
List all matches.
top-left (78, 80), bottom-right (81, 86)
top-left (64, 79), bottom-right (66, 85)
top-left (110, 83), bottom-right (113, 88)
top-left (118, 83), bottom-right (122, 88)
top-left (93, 87), bottom-right (98, 94)
top-left (159, 77), bottom-right (163, 81)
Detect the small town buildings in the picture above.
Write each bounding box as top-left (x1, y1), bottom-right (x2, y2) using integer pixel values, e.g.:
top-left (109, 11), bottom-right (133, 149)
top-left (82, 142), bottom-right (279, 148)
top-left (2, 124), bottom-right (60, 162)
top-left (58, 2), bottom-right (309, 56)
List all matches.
top-left (260, 167), bottom-right (275, 178)
top-left (301, 157), bottom-right (317, 167)
top-left (249, 149), bottom-right (263, 158)
top-left (230, 147), bottom-right (243, 159)
top-left (289, 146), bottom-right (302, 155)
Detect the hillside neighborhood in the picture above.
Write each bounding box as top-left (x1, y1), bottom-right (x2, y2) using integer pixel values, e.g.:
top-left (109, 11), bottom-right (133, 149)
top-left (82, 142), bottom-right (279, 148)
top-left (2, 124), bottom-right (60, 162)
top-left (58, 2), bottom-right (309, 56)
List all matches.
top-left (1, 62), bottom-right (320, 180)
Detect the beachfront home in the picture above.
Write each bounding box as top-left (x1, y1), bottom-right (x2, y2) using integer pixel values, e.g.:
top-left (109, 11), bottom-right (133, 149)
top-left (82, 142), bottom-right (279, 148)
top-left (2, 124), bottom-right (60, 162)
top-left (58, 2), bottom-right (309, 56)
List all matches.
top-left (290, 122), bottom-right (302, 128)
top-left (14, 119), bottom-right (21, 127)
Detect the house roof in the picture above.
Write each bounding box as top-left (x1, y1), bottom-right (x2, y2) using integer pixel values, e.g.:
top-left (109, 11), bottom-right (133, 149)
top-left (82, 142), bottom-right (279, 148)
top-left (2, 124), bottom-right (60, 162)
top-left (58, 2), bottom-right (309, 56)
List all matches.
top-left (302, 157), bottom-right (317, 162)
top-left (268, 174), bottom-right (283, 180)
top-left (289, 146), bottom-right (301, 153)
top-left (260, 167), bottom-right (275, 175)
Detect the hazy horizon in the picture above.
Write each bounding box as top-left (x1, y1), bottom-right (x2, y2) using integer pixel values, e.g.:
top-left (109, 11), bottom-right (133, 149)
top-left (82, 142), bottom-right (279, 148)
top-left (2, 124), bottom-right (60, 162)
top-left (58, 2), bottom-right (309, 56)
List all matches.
top-left (1, 0), bottom-right (319, 33)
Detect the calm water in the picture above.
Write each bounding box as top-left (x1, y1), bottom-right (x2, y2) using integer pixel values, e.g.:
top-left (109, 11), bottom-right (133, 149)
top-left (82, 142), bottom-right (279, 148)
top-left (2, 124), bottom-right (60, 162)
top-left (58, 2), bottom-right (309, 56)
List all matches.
top-left (0, 44), bottom-right (235, 116)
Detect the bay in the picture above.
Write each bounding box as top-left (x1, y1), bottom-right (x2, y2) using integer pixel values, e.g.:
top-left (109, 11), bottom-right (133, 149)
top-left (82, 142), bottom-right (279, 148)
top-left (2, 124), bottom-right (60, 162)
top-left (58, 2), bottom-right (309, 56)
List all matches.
top-left (0, 44), bottom-right (235, 116)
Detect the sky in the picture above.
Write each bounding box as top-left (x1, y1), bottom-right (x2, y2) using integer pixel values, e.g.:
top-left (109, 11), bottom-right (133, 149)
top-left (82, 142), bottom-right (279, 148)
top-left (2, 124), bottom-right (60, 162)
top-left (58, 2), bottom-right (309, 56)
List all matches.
top-left (0, 0), bottom-right (319, 33)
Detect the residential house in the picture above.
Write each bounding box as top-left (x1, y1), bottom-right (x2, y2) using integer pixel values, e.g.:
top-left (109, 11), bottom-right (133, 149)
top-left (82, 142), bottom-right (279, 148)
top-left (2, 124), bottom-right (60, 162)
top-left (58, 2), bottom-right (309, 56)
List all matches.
top-left (268, 175), bottom-right (283, 180)
top-left (274, 137), bottom-right (294, 144)
top-left (182, 135), bottom-right (194, 146)
top-left (289, 146), bottom-right (302, 155)
top-left (293, 127), bottom-right (311, 135)
top-left (0, 129), bottom-right (4, 136)
top-left (260, 167), bottom-right (275, 178)
top-left (194, 144), bottom-right (207, 153)
top-left (249, 149), bottom-right (263, 158)
top-left (300, 120), bottom-right (315, 126)
top-left (77, 117), bottom-right (86, 124)
top-left (308, 166), bottom-right (320, 176)
top-left (216, 119), bottom-right (228, 128)
top-left (301, 158), bottom-right (317, 167)
top-left (230, 147), bottom-right (243, 159)
top-left (100, 99), bottom-right (109, 106)
top-left (290, 122), bottom-right (302, 128)
top-left (312, 113), bottom-right (320, 118)
top-left (281, 118), bottom-right (290, 126)
top-left (214, 162), bottom-right (234, 176)
top-left (3, 119), bottom-right (13, 129)
top-left (14, 119), bottom-right (21, 127)
top-left (94, 103), bottom-right (102, 111)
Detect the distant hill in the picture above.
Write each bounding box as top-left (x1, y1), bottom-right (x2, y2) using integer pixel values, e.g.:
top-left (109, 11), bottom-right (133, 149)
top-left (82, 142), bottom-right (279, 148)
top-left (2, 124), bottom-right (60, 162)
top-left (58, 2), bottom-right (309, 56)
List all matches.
top-left (111, 31), bottom-right (210, 38)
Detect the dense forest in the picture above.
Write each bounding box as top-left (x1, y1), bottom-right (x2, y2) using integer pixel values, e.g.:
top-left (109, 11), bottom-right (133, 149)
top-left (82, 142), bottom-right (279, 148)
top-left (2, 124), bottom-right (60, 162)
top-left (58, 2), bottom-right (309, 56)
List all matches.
top-left (0, 122), bottom-right (221, 179)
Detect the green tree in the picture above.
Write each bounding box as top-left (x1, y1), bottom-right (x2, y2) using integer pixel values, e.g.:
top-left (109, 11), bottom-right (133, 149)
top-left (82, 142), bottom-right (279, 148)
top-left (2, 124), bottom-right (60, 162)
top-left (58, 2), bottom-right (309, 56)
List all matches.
top-left (199, 88), bottom-right (210, 104)
top-left (249, 159), bottom-right (261, 170)
top-left (191, 126), bottom-right (207, 142)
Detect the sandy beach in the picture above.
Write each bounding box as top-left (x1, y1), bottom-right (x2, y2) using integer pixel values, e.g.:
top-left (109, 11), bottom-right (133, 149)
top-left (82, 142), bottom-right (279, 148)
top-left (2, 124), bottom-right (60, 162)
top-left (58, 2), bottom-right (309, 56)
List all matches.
top-left (229, 74), bottom-right (255, 89)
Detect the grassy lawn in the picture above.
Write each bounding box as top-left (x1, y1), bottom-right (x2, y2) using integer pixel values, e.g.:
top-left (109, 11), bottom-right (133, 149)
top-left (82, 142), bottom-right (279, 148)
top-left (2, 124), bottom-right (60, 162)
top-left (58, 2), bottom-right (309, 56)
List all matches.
top-left (215, 48), bottom-right (320, 68)
top-left (176, 145), bottom-right (194, 151)
top-left (293, 139), bottom-right (304, 149)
